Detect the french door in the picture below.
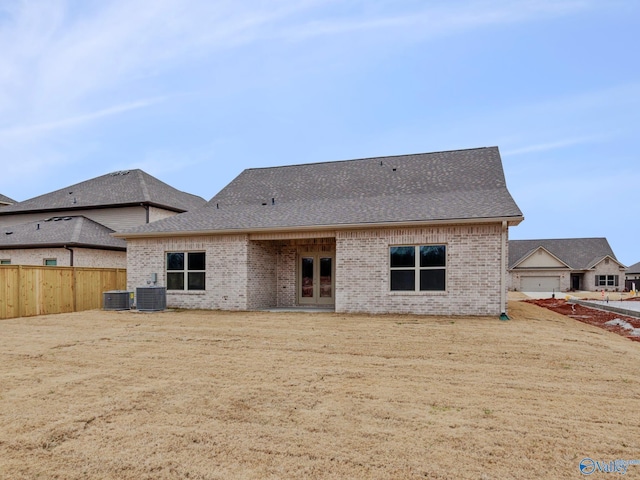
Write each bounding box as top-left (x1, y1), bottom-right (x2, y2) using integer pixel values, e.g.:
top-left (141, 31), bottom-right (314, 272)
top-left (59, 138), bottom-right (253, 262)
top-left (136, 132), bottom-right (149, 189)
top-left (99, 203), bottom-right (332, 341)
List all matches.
top-left (298, 253), bottom-right (335, 305)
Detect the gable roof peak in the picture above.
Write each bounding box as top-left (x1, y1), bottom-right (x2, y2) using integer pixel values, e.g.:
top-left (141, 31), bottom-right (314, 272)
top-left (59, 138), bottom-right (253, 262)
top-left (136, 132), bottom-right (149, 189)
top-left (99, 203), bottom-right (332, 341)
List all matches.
top-left (0, 168), bottom-right (206, 215)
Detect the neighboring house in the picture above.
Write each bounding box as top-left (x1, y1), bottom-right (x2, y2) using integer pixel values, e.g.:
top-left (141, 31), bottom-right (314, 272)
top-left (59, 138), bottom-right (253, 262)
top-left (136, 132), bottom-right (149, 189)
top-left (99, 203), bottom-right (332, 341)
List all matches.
top-left (117, 147), bottom-right (524, 316)
top-left (508, 238), bottom-right (626, 292)
top-left (0, 169), bottom-right (206, 267)
top-left (0, 194), bottom-right (15, 207)
top-left (626, 261), bottom-right (640, 291)
top-left (0, 216), bottom-right (126, 267)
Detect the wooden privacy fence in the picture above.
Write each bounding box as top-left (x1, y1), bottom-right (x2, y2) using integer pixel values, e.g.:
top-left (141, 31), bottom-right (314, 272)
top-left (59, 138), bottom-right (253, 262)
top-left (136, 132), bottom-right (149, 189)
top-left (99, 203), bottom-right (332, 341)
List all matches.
top-left (0, 266), bottom-right (126, 319)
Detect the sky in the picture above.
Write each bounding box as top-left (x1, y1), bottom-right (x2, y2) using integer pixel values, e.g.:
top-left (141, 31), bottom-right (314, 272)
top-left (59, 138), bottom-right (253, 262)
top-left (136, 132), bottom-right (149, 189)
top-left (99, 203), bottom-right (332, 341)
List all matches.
top-left (0, 0), bottom-right (638, 265)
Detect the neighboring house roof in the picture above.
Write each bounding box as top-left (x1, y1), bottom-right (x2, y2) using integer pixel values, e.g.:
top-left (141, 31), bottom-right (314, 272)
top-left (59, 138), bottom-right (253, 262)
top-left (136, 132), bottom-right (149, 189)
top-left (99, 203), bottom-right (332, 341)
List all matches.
top-left (0, 193), bottom-right (16, 206)
top-left (0, 216), bottom-right (126, 250)
top-left (117, 146), bottom-right (523, 237)
top-left (0, 169), bottom-right (205, 217)
top-left (627, 261), bottom-right (640, 275)
top-left (509, 238), bottom-right (621, 270)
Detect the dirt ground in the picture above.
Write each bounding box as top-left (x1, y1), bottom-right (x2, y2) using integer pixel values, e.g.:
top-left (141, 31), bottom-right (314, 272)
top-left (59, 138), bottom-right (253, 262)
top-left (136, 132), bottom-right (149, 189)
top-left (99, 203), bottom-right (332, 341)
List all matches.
top-left (525, 298), bottom-right (640, 343)
top-left (1, 302), bottom-right (640, 479)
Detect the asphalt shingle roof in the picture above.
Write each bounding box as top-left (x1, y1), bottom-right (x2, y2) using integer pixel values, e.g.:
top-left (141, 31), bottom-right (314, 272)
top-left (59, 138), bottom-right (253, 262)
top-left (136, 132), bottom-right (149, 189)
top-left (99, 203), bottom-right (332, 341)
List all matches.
top-left (118, 147), bottom-right (523, 236)
top-left (0, 216), bottom-right (126, 250)
top-left (509, 238), bottom-right (618, 270)
top-left (627, 261), bottom-right (640, 274)
top-left (0, 169), bottom-right (205, 215)
top-left (0, 193), bottom-right (15, 205)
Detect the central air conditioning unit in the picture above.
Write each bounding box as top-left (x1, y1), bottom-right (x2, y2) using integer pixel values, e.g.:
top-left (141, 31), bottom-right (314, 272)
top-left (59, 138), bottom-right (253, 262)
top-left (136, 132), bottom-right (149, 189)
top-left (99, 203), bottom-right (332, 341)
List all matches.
top-left (103, 290), bottom-right (132, 310)
top-left (136, 287), bottom-right (166, 312)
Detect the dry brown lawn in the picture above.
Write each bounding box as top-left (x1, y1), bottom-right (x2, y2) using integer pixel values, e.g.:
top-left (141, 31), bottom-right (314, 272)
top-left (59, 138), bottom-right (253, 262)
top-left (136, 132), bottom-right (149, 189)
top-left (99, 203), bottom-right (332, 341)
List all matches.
top-left (1, 302), bottom-right (639, 479)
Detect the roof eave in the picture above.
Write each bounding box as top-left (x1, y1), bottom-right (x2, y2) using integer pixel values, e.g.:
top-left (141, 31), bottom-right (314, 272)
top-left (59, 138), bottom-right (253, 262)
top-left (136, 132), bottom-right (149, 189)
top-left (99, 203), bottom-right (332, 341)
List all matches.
top-left (114, 215), bottom-right (525, 239)
top-left (0, 202), bottom-right (188, 216)
top-left (0, 243), bottom-right (126, 251)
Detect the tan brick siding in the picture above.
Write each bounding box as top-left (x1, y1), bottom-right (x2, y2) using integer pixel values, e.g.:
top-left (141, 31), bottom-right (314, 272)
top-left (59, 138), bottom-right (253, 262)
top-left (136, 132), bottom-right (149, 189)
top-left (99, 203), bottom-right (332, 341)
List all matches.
top-left (126, 235), bottom-right (250, 310)
top-left (277, 246), bottom-right (297, 307)
top-left (585, 259), bottom-right (627, 291)
top-left (0, 248), bottom-right (125, 267)
top-left (335, 225), bottom-right (504, 316)
top-left (247, 241), bottom-right (278, 310)
top-left (126, 223), bottom-right (507, 315)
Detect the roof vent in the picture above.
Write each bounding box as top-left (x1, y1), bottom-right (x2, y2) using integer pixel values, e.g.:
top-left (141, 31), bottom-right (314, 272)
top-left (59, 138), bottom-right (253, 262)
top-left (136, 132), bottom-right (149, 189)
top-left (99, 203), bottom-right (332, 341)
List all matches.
top-left (110, 170), bottom-right (131, 176)
top-left (5, 231), bottom-right (12, 235)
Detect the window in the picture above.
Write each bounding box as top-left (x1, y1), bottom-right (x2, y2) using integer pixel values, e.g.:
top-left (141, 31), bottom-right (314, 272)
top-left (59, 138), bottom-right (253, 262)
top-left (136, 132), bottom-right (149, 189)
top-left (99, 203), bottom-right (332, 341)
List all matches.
top-left (44, 259), bottom-right (57, 266)
top-left (390, 245), bottom-right (446, 291)
top-left (166, 252), bottom-right (205, 291)
top-left (596, 275), bottom-right (618, 287)
top-left (0, 259), bottom-right (10, 265)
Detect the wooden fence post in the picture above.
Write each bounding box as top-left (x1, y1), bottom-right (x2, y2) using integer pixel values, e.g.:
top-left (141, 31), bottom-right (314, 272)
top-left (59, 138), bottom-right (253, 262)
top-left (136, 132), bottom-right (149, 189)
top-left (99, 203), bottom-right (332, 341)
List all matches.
top-left (18, 265), bottom-right (24, 318)
top-left (71, 266), bottom-right (77, 312)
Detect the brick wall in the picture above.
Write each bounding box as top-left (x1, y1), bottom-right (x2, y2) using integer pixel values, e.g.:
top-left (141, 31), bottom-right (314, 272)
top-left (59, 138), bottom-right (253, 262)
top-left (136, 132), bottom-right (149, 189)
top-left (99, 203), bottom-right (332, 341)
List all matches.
top-left (125, 224), bottom-right (507, 315)
top-left (126, 234), bottom-right (250, 310)
top-left (585, 259), bottom-right (627, 291)
top-left (0, 248), bottom-right (125, 268)
top-left (335, 224), bottom-right (504, 316)
top-left (246, 241), bottom-right (278, 310)
top-left (277, 246), bottom-right (297, 307)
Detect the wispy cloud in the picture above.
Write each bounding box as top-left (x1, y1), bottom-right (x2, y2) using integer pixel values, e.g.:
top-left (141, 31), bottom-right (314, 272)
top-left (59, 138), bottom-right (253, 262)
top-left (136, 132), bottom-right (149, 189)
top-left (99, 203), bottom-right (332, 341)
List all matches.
top-left (0, 97), bottom-right (164, 141)
top-left (502, 135), bottom-right (606, 156)
top-left (0, 1), bottom-right (315, 118)
top-left (278, 0), bottom-right (596, 41)
top-left (0, 0), bottom-right (600, 114)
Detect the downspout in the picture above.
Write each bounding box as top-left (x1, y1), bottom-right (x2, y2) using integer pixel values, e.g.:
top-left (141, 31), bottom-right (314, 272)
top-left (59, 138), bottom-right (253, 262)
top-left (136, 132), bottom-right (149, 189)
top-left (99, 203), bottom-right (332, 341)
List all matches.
top-left (64, 245), bottom-right (74, 267)
top-left (500, 221), bottom-right (509, 320)
top-left (142, 203), bottom-right (150, 223)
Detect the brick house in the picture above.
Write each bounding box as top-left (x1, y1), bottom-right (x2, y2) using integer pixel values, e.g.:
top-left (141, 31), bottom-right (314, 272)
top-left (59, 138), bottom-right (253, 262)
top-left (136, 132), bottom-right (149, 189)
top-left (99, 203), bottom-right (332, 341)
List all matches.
top-left (117, 147), bottom-right (523, 316)
top-left (626, 261), bottom-right (640, 292)
top-left (508, 238), bottom-right (627, 292)
top-left (0, 170), bottom-right (205, 267)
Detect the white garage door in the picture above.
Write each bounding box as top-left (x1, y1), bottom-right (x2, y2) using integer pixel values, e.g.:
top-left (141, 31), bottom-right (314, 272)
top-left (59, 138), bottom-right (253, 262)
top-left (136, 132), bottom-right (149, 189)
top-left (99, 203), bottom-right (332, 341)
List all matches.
top-left (521, 276), bottom-right (561, 292)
